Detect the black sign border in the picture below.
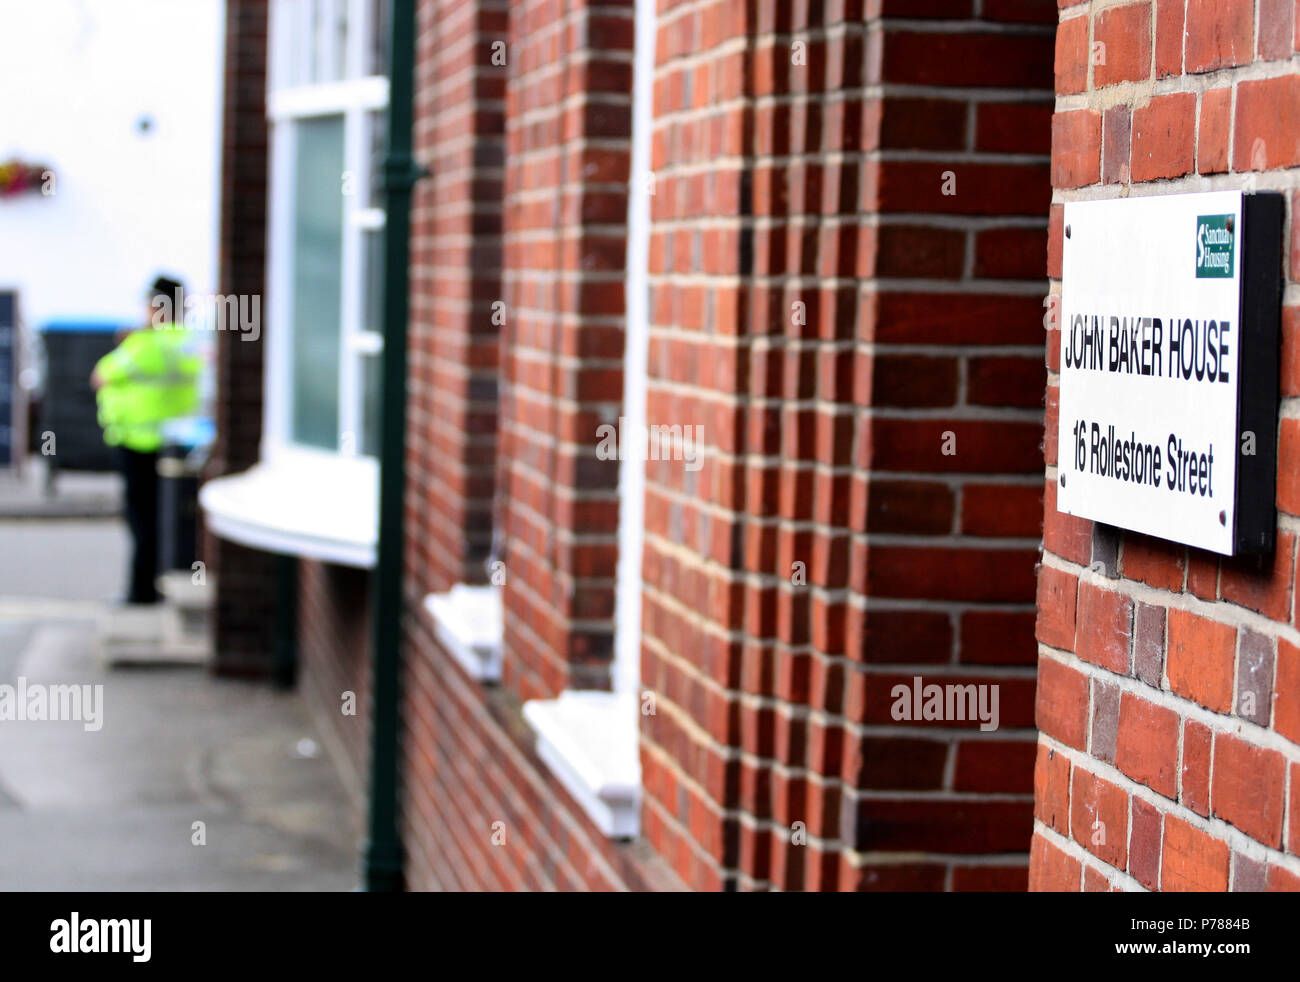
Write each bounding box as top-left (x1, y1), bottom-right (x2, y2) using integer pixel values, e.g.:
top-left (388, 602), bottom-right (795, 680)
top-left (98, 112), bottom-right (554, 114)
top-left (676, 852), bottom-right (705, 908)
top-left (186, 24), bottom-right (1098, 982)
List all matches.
top-left (1232, 192), bottom-right (1283, 555)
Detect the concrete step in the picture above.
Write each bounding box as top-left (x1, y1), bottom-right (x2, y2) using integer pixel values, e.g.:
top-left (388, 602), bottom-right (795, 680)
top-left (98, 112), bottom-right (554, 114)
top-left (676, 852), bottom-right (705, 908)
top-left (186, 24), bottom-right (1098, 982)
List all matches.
top-left (96, 602), bottom-right (210, 668)
top-left (158, 570), bottom-right (214, 641)
top-left (158, 570), bottom-right (214, 611)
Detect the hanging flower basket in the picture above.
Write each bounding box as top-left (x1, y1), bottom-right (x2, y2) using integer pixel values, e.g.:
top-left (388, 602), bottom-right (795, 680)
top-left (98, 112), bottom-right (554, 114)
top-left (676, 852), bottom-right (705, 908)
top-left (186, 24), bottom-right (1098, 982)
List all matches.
top-left (0, 159), bottom-right (53, 197)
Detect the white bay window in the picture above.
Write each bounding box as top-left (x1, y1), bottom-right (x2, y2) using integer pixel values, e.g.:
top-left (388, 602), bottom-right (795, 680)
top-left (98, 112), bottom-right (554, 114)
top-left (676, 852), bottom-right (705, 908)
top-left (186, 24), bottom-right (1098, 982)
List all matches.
top-left (200, 0), bottom-right (390, 567)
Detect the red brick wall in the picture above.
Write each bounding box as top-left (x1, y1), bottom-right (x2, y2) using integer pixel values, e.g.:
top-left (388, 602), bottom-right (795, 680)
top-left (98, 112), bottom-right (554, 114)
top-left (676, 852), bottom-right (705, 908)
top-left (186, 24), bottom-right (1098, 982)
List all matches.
top-left (638, 0), bottom-right (1055, 891)
top-left (283, 0), bottom-right (1066, 892)
top-left (496, 0), bottom-right (635, 698)
top-left (1034, 0), bottom-right (1300, 892)
top-left (639, 0), bottom-right (752, 893)
top-left (402, 609), bottom-right (682, 890)
top-left (406, 0), bottom-right (508, 595)
top-left (398, 0), bottom-right (681, 892)
top-left (207, 0), bottom-right (278, 676)
top-left (298, 559), bottom-right (372, 812)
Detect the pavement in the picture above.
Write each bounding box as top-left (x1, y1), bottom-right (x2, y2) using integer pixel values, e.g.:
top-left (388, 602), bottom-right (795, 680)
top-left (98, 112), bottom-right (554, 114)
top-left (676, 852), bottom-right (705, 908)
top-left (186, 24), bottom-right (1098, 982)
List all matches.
top-left (0, 475), bottom-right (361, 891)
top-left (0, 458), bottom-right (121, 519)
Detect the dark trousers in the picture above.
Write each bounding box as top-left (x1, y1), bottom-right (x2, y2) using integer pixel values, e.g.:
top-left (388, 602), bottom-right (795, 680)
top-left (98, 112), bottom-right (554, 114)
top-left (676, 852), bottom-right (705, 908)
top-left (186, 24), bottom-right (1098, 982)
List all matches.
top-left (120, 447), bottom-right (161, 604)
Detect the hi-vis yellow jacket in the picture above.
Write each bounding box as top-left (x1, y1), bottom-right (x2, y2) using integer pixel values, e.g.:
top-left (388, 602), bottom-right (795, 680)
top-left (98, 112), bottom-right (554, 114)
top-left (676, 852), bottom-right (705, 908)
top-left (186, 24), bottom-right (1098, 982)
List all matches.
top-left (94, 324), bottom-right (201, 453)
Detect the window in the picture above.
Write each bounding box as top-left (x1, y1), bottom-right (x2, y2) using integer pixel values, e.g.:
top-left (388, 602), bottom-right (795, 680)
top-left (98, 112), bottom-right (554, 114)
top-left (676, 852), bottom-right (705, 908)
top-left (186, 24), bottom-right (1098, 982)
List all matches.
top-left (266, 0), bottom-right (389, 463)
top-left (289, 114), bottom-right (345, 449)
top-left (424, 0), bottom-right (657, 841)
top-left (199, 0), bottom-right (390, 568)
top-left (513, 0), bottom-right (657, 842)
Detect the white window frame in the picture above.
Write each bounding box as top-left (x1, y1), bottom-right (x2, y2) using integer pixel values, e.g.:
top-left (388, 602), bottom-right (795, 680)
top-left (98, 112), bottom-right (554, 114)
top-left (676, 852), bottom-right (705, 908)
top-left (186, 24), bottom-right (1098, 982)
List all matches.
top-left (200, 0), bottom-right (388, 569)
top-left (265, 0), bottom-right (388, 468)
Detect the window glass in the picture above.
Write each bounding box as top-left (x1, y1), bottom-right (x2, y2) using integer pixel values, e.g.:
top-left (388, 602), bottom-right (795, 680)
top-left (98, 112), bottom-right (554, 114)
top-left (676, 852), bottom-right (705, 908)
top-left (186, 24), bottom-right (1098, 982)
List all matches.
top-left (275, 0), bottom-right (304, 89)
top-left (359, 229), bottom-right (385, 456)
top-left (370, 0), bottom-right (392, 77)
top-left (368, 109), bottom-right (389, 208)
top-left (360, 353), bottom-right (382, 457)
top-left (363, 228), bottom-right (385, 333)
top-left (333, 0), bottom-right (349, 81)
top-left (307, 0), bottom-right (323, 82)
top-left (291, 115), bottom-right (346, 450)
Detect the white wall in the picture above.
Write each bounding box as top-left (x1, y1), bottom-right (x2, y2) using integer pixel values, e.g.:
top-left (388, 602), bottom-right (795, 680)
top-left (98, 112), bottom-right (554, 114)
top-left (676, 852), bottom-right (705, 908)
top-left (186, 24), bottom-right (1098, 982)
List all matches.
top-left (0, 0), bottom-right (224, 328)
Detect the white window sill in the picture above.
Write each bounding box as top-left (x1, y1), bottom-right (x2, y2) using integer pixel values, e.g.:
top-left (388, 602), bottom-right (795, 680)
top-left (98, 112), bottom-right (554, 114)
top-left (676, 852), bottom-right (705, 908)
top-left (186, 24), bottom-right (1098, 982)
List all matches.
top-left (522, 691), bottom-right (641, 839)
top-left (199, 453), bottom-right (377, 568)
top-left (422, 584), bottom-right (503, 682)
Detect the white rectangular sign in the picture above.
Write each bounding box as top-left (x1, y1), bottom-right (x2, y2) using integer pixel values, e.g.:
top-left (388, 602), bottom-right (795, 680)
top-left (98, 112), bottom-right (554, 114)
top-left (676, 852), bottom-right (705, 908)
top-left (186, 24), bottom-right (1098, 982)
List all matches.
top-left (1057, 190), bottom-right (1281, 555)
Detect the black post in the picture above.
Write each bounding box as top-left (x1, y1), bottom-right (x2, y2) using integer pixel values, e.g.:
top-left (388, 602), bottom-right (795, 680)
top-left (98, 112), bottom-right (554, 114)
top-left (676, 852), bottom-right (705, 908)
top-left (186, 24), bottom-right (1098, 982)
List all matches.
top-left (273, 554), bottom-right (297, 689)
top-left (364, 0), bottom-right (420, 893)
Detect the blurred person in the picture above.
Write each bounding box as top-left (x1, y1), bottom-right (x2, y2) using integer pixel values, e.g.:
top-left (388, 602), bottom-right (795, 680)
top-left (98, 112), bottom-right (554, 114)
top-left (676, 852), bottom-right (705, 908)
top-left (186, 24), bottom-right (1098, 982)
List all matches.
top-left (91, 276), bottom-right (201, 605)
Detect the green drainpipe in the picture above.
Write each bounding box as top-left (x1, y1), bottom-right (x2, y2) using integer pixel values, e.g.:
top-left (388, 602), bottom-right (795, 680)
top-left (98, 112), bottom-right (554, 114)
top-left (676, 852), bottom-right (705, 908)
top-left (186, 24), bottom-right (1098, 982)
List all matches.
top-left (273, 555), bottom-right (297, 689)
top-left (364, 0), bottom-right (421, 892)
